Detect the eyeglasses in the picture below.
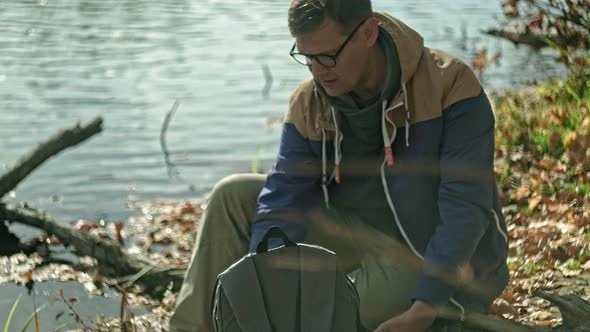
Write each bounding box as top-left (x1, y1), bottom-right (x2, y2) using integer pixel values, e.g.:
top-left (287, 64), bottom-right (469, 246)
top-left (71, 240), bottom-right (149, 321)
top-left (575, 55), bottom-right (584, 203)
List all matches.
top-left (289, 19), bottom-right (367, 68)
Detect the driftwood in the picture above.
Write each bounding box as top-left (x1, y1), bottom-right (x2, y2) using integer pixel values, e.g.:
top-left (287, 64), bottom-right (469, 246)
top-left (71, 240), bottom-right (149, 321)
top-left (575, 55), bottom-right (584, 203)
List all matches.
top-left (482, 28), bottom-right (557, 49)
top-left (0, 203), bottom-right (185, 297)
top-left (438, 290), bottom-right (590, 332)
top-left (0, 221), bottom-right (21, 256)
top-left (0, 117), bottom-right (103, 254)
top-left (0, 116), bottom-right (103, 198)
top-left (0, 116), bottom-right (184, 297)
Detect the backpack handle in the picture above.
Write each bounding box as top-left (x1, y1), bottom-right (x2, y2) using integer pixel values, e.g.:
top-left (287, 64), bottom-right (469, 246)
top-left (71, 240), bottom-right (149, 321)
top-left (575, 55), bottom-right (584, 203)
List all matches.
top-left (255, 226), bottom-right (297, 253)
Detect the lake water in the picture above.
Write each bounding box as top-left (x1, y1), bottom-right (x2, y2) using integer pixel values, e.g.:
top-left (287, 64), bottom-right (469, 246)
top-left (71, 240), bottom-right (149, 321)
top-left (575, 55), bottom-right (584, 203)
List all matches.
top-left (0, 0), bottom-right (563, 223)
top-left (0, 281), bottom-right (148, 331)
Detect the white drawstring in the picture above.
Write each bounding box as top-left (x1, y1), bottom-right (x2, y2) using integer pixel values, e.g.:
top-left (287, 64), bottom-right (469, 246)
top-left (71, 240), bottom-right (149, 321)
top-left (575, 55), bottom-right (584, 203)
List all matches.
top-left (402, 83), bottom-right (411, 147)
top-left (382, 100), bottom-right (396, 166)
top-left (330, 107), bottom-right (342, 184)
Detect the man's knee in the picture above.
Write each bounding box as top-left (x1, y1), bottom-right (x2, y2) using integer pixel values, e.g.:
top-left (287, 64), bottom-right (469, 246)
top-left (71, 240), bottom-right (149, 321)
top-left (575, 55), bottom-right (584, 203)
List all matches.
top-left (208, 173), bottom-right (265, 205)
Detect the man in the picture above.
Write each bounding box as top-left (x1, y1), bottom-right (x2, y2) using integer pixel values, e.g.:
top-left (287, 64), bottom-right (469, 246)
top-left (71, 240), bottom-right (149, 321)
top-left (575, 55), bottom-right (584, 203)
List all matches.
top-left (170, 0), bottom-right (509, 331)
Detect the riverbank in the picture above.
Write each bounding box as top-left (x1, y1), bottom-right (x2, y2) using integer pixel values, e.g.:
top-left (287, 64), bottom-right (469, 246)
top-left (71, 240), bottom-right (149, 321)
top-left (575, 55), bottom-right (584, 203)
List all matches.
top-left (487, 78), bottom-right (590, 323)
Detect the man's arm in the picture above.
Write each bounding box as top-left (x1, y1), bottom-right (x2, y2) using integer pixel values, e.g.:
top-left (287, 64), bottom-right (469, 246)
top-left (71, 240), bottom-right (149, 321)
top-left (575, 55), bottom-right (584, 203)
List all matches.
top-left (378, 91), bottom-right (496, 332)
top-left (249, 120), bottom-right (323, 252)
top-left (412, 89), bottom-right (496, 306)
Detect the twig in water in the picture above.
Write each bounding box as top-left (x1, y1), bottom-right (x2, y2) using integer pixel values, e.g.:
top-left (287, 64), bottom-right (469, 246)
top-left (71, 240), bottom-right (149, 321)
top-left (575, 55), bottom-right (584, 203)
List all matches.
top-left (58, 288), bottom-right (91, 331)
top-left (117, 285), bottom-right (132, 332)
top-left (25, 270), bottom-right (40, 332)
top-left (261, 63), bottom-right (273, 98)
top-left (159, 100), bottom-right (185, 182)
top-left (32, 287), bottom-right (40, 332)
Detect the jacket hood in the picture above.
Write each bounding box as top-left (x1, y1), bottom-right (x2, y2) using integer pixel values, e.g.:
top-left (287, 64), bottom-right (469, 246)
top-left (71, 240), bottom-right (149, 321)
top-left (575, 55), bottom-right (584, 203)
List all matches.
top-left (374, 12), bottom-right (424, 86)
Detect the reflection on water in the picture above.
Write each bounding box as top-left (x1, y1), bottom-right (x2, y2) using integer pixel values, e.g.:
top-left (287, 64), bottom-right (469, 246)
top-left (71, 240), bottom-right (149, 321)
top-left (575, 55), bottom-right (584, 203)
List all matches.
top-left (0, 281), bottom-right (148, 331)
top-left (0, 0), bottom-right (564, 222)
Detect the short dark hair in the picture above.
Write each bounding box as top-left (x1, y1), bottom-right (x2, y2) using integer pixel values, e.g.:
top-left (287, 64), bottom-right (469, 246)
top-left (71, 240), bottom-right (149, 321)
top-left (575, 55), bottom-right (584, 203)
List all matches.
top-left (288, 0), bottom-right (373, 36)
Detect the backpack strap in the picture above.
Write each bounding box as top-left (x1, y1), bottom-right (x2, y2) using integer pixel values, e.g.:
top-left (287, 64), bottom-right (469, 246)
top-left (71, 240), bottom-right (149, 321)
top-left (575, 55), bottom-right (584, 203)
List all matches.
top-left (219, 256), bottom-right (273, 332)
top-left (299, 245), bottom-right (338, 332)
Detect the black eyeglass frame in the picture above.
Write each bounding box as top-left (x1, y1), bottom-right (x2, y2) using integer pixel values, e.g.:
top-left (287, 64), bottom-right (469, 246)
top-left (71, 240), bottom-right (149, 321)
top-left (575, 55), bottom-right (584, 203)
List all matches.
top-left (289, 19), bottom-right (368, 68)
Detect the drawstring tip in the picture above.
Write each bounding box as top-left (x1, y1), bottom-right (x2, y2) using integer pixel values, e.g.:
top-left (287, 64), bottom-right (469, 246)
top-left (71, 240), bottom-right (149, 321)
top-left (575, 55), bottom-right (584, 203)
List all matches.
top-left (335, 164), bottom-right (341, 184)
top-left (385, 146), bottom-right (394, 166)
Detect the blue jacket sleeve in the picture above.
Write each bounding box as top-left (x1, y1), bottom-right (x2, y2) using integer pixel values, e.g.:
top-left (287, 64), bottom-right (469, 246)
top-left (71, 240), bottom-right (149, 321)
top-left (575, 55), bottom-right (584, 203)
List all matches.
top-left (248, 122), bottom-right (322, 253)
top-left (412, 90), bottom-right (496, 306)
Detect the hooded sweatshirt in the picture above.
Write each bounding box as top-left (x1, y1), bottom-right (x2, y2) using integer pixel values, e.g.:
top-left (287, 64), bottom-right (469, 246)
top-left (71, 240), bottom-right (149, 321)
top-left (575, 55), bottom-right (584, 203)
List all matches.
top-left (316, 28), bottom-right (402, 238)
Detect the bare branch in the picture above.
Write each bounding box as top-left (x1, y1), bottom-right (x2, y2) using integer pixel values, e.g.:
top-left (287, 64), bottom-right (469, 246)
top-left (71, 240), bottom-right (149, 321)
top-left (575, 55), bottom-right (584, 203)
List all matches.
top-left (0, 204), bottom-right (185, 298)
top-left (0, 116), bottom-right (103, 198)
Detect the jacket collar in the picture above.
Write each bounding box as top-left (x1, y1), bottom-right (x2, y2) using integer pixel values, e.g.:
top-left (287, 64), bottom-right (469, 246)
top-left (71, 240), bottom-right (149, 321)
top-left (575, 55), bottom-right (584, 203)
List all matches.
top-left (374, 12), bottom-right (424, 88)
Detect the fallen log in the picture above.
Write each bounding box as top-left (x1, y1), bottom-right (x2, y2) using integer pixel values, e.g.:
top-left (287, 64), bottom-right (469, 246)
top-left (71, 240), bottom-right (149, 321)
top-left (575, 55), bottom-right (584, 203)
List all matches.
top-left (535, 290), bottom-right (590, 332)
top-left (0, 116), bottom-right (103, 198)
top-left (482, 28), bottom-right (557, 49)
top-left (436, 291), bottom-right (590, 332)
top-left (0, 221), bottom-right (21, 256)
top-left (0, 203), bottom-right (186, 298)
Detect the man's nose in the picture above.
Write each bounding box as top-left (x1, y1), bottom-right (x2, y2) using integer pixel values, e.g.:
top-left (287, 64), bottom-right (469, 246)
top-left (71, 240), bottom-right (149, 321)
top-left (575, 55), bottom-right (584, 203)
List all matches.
top-left (310, 60), bottom-right (330, 76)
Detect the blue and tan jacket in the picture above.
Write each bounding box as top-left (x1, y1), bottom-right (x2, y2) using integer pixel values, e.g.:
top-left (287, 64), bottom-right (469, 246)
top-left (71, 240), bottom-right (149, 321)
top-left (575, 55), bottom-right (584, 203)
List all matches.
top-left (249, 12), bottom-right (509, 314)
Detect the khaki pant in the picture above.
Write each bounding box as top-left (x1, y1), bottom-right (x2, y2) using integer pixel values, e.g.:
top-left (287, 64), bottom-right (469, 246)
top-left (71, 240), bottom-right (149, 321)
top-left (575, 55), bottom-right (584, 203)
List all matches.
top-left (169, 174), bottom-right (477, 332)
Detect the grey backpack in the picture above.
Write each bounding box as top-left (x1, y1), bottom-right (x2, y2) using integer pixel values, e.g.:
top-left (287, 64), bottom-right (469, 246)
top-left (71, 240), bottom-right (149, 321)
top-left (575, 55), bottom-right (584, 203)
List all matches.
top-left (211, 227), bottom-right (366, 332)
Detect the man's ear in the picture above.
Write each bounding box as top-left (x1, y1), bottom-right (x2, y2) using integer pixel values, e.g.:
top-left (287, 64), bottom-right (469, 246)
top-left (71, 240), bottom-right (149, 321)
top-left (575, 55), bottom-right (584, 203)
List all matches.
top-left (363, 17), bottom-right (380, 47)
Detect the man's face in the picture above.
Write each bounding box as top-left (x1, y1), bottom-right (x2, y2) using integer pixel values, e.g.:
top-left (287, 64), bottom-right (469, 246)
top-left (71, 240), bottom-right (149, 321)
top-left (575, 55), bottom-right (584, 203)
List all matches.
top-left (293, 19), bottom-right (368, 97)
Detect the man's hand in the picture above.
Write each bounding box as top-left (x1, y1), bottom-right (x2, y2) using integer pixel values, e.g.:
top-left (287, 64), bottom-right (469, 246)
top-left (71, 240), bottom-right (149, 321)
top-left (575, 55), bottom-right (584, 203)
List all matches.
top-left (374, 301), bottom-right (437, 332)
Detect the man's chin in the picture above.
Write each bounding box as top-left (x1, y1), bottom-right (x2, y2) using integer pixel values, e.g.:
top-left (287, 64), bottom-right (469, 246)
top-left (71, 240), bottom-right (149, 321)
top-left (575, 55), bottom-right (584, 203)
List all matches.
top-left (322, 86), bottom-right (347, 97)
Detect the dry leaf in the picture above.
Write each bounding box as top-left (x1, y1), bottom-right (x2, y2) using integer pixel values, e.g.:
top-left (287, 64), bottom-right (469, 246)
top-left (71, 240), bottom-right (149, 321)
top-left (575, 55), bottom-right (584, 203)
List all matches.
top-left (536, 320), bottom-right (557, 327)
top-left (490, 298), bottom-right (520, 317)
top-left (180, 202), bottom-right (195, 215)
top-left (528, 196), bottom-right (542, 210)
top-left (512, 186), bottom-right (531, 200)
